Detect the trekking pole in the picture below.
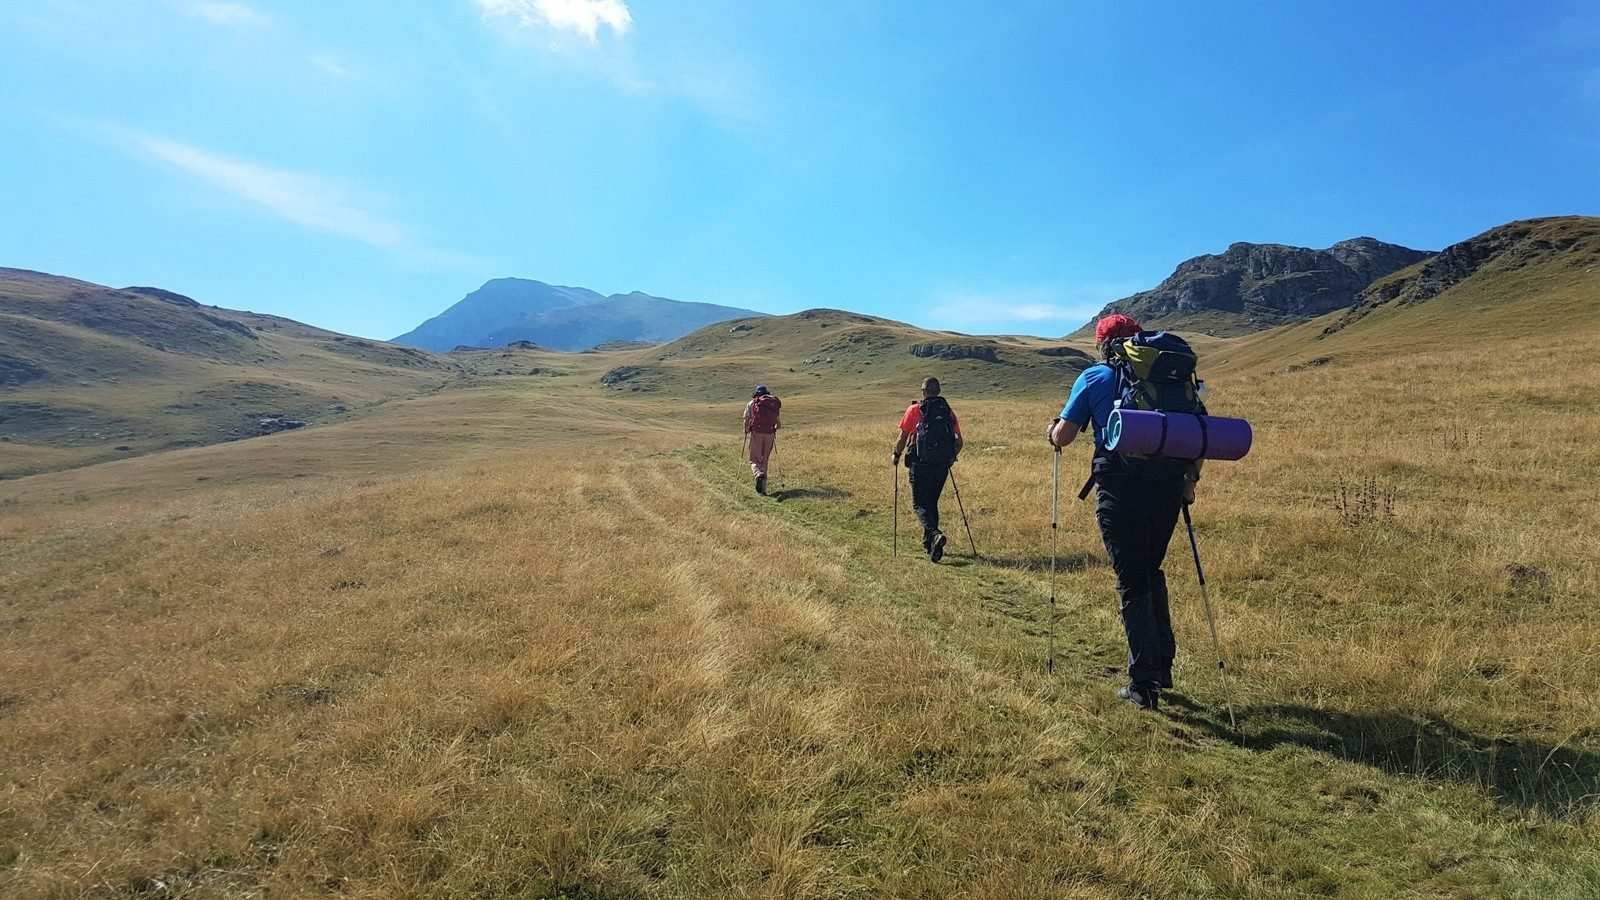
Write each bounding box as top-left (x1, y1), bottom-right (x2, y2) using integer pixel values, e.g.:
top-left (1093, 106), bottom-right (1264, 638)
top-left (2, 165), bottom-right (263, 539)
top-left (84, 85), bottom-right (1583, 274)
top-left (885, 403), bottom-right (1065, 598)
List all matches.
top-left (892, 459), bottom-right (900, 557)
top-left (948, 469), bottom-right (978, 558)
top-left (1048, 448), bottom-right (1059, 674)
top-left (1182, 502), bottom-right (1237, 731)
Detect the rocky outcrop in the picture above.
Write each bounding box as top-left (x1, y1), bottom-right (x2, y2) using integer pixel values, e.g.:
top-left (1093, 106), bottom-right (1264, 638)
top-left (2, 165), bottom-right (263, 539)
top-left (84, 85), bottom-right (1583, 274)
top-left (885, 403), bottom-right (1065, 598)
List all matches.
top-left (587, 340), bottom-right (657, 352)
top-left (255, 416), bottom-right (306, 434)
top-left (1323, 217), bottom-right (1600, 336)
top-left (123, 286), bottom-right (201, 307)
top-left (1079, 238), bottom-right (1433, 337)
top-left (909, 342), bottom-right (1001, 362)
top-left (1036, 346), bottom-right (1093, 363)
top-left (600, 365), bottom-right (646, 386)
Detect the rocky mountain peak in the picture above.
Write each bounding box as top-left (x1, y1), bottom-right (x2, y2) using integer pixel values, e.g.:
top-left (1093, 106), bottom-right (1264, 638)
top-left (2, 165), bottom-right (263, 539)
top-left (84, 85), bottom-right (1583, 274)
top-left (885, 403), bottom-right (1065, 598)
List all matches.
top-left (1077, 237), bottom-right (1433, 336)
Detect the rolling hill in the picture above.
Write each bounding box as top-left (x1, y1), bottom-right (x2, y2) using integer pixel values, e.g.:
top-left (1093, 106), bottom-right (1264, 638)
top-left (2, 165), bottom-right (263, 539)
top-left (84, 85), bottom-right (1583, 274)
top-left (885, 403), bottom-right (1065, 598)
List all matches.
top-left (1079, 236), bottom-right (1432, 337)
top-left (594, 308), bottom-right (1102, 404)
top-left (393, 278), bottom-right (768, 352)
top-left (0, 268), bottom-right (456, 479)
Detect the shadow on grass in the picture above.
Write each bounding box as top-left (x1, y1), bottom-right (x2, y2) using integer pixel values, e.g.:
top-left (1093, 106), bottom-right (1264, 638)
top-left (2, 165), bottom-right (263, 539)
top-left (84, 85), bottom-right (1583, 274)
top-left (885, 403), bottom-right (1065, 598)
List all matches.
top-left (982, 553), bottom-right (1100, 574)
top-left (772, 486), bottom-right (851, 502)
top-left (1170, 699), bottom-right (1599, 818)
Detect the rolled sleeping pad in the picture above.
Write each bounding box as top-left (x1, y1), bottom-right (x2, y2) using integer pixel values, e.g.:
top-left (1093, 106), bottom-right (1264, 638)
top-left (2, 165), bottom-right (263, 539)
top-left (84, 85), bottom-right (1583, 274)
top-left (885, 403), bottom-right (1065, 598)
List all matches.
top-left (1104, 408), bottom-right (1253, 461)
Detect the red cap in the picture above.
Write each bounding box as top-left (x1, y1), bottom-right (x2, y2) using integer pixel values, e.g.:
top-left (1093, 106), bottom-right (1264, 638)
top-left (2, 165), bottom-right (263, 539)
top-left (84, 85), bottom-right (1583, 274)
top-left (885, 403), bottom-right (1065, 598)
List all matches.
top-left (1094, 313), bottom-right (1141, 343)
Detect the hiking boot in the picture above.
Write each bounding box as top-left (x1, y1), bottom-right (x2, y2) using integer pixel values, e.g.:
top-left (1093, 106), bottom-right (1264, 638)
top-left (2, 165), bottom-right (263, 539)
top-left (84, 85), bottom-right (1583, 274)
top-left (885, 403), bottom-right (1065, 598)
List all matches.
top-left (755, 474), bottom-right (767, 495)
top-left (929, 532), bottom-right (947, 563)
top-left (1116, 683), bottom-right (1160, 711)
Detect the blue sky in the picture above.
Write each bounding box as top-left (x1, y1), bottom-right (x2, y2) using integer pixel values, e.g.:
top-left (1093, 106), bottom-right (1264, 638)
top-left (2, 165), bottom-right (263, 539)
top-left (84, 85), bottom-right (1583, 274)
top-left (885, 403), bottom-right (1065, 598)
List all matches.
top-left (2, 1), bottom-right (1597, 339)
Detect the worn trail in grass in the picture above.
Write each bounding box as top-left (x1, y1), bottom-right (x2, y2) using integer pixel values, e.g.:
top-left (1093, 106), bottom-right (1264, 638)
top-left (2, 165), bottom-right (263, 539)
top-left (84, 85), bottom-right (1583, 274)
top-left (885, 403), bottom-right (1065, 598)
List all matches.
top-left (683, 428), bottom-right (1600, 898)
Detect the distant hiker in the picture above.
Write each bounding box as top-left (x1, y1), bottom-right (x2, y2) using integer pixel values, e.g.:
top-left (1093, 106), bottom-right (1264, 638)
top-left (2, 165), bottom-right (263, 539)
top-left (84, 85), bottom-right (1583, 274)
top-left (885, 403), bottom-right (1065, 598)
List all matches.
top-left (1050, 313), bottom-right (1204, 711)
top-left (744, 385), bottom-right (781, 494)
top-left (893, 377), bottom-right (964, 562)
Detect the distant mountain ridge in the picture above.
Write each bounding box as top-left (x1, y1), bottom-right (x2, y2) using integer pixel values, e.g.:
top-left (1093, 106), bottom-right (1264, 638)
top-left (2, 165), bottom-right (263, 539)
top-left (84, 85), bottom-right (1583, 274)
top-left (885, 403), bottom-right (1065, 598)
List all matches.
top-left (394, 279), bottom-right (767, 352)
top-left (1079, 237), bottom-right (1433, 337)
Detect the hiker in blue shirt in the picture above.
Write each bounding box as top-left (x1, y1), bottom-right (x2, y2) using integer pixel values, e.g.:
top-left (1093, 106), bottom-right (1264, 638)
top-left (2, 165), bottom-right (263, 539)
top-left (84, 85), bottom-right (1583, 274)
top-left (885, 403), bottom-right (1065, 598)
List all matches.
top-left (1050, 314), bottom-right (1199, 711)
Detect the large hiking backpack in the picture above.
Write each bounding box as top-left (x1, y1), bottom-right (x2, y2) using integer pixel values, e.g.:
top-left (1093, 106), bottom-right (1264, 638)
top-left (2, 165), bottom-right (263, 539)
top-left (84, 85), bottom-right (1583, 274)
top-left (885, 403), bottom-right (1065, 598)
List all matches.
top-left (913, 397), bottom-right (959, 465)
top-left (1079, 331), bottom-right (1208, 496)
top-left (1107, 331), bottom-right (1205, 416)
top-left (749, 394), bottom-right (782, 433)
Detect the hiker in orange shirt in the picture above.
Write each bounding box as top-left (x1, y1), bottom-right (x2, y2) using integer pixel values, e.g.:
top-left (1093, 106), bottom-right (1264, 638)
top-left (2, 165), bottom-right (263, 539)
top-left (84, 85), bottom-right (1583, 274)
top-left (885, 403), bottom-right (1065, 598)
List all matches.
top-left (891, 378), bottom-right (963, 561)
top-left (743, 385), bottom-right (781, 495)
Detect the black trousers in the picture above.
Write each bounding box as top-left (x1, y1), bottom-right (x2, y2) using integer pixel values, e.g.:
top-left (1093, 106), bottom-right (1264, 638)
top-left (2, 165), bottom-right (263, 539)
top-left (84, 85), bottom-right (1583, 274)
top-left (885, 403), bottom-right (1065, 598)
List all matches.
top-left (1094, 467), bottom-right (1185, 689)
top-left (907, 461), bottom-right (950, 548)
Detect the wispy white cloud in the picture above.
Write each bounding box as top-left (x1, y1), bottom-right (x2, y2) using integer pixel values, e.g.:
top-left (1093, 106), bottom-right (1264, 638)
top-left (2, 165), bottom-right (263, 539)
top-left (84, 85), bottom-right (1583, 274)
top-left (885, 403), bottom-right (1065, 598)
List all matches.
top-left (473, 0), bottom-right (632, 42)
top-left (123, 129), bottom-right (476, 267)
top-left (312, 54), bottom-right (350, 78)
top-left (928, 281), bottom-right (1146, 334)
top-left (181, 1), bottom-right (267, 29)
top-left (467, 0), bottom-right (761, 125)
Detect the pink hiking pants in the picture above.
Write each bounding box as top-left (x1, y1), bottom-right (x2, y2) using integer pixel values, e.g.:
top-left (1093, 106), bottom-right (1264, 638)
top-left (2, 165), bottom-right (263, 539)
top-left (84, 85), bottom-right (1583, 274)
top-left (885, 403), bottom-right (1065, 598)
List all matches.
top-left (747, 431), bottom-right (775, 477)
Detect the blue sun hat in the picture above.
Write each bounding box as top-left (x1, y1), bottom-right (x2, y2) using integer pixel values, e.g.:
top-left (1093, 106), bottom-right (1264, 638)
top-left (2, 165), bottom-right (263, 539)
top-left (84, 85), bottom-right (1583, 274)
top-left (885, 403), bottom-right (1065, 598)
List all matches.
top-left (753, 384), bottom-right (769, 397)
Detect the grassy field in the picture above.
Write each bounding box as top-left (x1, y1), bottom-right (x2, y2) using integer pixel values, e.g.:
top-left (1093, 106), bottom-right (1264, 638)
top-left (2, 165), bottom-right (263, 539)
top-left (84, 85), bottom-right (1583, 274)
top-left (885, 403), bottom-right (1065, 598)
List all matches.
top-left (3, 225), bottom-right (1599, 897)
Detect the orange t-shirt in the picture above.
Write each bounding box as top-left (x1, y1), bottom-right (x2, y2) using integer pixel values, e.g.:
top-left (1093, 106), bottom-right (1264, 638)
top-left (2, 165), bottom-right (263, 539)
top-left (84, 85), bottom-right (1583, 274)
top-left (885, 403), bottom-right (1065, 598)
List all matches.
top-left (899, 401), bottom-right (962, 435)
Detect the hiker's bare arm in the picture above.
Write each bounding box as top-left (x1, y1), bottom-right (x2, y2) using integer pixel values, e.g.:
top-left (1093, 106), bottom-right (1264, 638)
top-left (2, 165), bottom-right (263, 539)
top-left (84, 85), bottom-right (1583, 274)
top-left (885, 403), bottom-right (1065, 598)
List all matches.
top-left (1050, 418), bottom-right (1081, 448)
top-left (892, 430), bottom-right (909, 462)
top-left (1183, 461), bottom-right (1202, 504)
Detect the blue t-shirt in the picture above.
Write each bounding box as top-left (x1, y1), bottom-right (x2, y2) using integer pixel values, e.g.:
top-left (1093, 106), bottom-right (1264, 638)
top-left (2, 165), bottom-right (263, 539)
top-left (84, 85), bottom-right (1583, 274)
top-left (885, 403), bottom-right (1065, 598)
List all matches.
top-left (1060, 363), bottom-right (1118, 450)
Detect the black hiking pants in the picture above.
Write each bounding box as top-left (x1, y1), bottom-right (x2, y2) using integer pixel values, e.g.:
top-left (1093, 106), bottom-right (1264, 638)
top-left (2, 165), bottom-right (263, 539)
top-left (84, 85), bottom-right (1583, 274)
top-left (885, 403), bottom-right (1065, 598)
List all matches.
top-left (1094, 466), bottom-right (1186, 689)
top-left (907, 460), bottom-right (950, 549)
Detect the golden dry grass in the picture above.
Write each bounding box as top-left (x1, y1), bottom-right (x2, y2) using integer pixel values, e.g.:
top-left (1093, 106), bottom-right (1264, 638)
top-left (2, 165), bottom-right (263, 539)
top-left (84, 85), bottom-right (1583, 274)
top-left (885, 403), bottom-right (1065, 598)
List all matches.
top-left (3, 254), bottom-right (1600, 896)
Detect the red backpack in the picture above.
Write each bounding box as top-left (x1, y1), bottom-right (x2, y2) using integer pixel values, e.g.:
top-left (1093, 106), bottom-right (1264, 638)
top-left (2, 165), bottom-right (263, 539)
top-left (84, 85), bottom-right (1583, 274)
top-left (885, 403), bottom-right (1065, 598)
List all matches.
top-left (749, 394), bottom-right (781, 433)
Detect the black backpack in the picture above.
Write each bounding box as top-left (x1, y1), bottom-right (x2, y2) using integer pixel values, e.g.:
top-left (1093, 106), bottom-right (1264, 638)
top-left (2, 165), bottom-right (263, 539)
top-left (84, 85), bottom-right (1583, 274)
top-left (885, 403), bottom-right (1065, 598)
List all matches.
top-left (1080, 332), bottom-right (1204, 496)
top-left (913, 397), bottom-right (959, 465)
top-left (1106, 331), bottom-right (1205, 416)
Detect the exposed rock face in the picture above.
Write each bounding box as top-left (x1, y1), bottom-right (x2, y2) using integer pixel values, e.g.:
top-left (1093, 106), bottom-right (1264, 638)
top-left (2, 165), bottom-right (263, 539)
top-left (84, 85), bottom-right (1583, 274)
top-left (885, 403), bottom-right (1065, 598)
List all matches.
top-left (600, 365), bottom-right (646, 386)
top-left (1324, 216), bottom-right (1600, 336)
top-left (123, 286), bottom-right (201, 307)
top-left (1036, 346), bottom-right (1093, 363)
top-left (1079, 238), bottom-right (1433, 336)
top-left (587, 340), bottom-right (657, 352)
top-left (909, 342), bottom-right (1001, 362)
top-left (255, 416), bottom-right (306, 434)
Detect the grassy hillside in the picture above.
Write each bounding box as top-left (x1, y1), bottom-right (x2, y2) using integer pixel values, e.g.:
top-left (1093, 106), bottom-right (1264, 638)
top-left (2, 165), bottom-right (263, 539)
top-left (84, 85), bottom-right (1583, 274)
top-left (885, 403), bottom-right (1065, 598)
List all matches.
top-left (604, 308), bottom-right (1098, 405)
top-left (2, 232), bottom-right (1599, 896)
top-left (0, 269), bottom-right (458, 479)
